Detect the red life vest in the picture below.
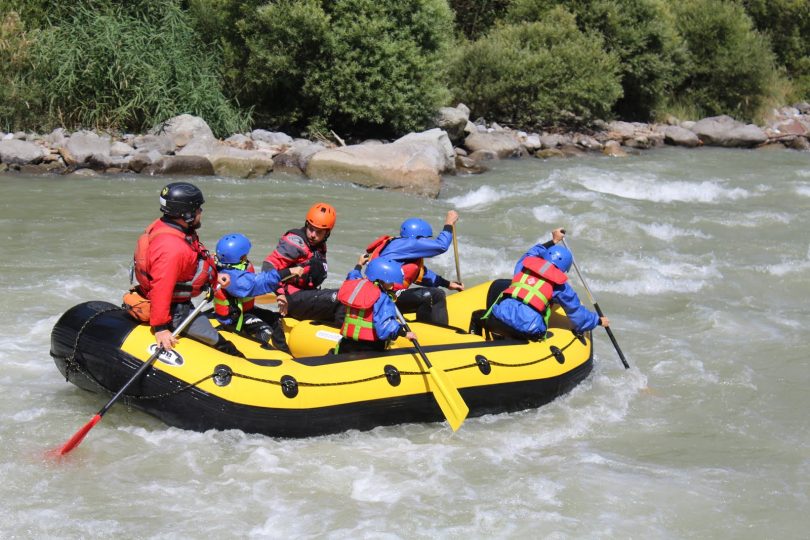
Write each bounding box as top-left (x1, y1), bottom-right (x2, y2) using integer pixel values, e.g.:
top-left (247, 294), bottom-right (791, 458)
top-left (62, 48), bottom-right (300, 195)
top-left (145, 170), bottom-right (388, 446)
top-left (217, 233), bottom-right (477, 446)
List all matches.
top-left (270, 228), bottom-right (327, 292)
top-left (213, 262), bottom-right (256, 330)
top-left (365, 235), bottom-right (423, 291)
top-left (501, 256), bottom-right (568, 315)
top-left (133, 218), bottom-right (215, 303)
top-left (337, 278), bottom-right (381, 341)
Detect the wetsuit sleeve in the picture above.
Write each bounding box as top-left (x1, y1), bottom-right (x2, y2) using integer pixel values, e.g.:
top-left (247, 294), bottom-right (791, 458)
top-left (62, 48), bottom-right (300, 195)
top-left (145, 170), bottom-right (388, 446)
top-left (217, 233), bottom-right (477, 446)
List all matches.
top-left (418, 267), bottom-right (450, 288)
top-left (225, 268), bottom-right (287, 298)
top-left (381, 227), bottom-right (453, 260)
top-left (373, 294), bottom-right (404, 341)
top-left (553, 283), bottom-right (600, 333)
top-left (346, 266), bottom-right (363, 280)
top-left (147, 235), bottom-right (185, 329)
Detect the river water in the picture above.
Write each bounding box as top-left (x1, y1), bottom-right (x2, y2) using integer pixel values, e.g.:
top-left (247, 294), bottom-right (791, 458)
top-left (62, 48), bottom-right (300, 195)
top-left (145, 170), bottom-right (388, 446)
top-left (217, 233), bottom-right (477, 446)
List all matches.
top-left (1, 146), bottom-right (808, 538)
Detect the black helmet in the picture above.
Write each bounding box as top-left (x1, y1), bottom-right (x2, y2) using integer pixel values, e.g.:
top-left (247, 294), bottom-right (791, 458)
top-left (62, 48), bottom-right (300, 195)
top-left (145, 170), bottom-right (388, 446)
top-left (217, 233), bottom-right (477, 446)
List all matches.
top-left (159, 182), bottom-right (204, 223)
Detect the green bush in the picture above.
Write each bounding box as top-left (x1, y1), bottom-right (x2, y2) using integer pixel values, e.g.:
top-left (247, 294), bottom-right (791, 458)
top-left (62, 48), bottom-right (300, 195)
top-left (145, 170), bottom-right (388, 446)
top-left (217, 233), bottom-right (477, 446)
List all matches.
top-left (507, 0), bottom-right (688, 121)
top-left (236, 0), bottom-right (454, 137)
top-left (448, 7), bottom-right (622, 128)
top-left (448, 0), bottom-right (511, 40)
top-left (26, 0), bottom-right (249, 136)
top-left (670, 0), bottom-right (781, 121)
top-left (736, 0), bottom-right (810, 100)
top-left (237, 0), bottom-right (330, 129)
top-left (311, 0), bottom-right (453, 136)
top-left (0, 11), bottom-right (40, 131)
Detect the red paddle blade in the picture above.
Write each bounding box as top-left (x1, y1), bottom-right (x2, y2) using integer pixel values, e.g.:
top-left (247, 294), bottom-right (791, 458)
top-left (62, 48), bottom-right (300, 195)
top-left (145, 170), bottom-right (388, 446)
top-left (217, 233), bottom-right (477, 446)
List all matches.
top-left (52, 414), bottom-right (102, 457)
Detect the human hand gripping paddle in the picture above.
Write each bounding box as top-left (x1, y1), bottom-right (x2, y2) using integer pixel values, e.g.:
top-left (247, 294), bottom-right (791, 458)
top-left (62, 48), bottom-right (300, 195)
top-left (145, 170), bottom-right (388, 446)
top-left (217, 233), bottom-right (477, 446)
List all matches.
top-left (561, 238), bottom-right (630, 369)
top-left (393, 305), bottom-right (468, 431)
top-left (51, 285), bottom-right (221, 457)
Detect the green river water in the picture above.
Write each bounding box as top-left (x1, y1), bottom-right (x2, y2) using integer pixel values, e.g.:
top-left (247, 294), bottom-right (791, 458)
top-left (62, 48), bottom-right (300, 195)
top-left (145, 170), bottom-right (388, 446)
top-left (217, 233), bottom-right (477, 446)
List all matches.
top-left (1, 146), bottom-right (808, 538)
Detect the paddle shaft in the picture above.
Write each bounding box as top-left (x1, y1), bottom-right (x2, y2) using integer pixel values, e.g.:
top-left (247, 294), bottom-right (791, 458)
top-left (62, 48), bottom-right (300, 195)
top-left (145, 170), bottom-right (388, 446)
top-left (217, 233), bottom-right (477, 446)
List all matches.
top-left (56, 287), bottom-right (217, 455)
top-left (451, 223), bottom-right (462, 284)
top-left (393, 305), bottom-right (468, 430)
top-left (394, 310), bottom-right (434, 369)
top-left (561, 239), bottom-right (630, 369)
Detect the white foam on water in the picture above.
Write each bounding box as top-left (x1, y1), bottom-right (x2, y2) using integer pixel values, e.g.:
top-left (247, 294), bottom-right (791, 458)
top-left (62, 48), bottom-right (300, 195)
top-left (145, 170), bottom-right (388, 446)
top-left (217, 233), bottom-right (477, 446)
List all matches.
top-left (796, 184), bottom-right (810, 197)
top-left (594, 253), bottom-right (721, 296)
top-left (447, 185), bottom-right (508, 210)
top-left (531, 205), bottom-right (567, 225)
top-left (579, 173), bottom-right (750, 203)
top-left (705, 210), bottom-right (792, 228)
top-left (638, 222), bottom-right (711, 241)
top-left (762, 244), bottom-right (810, 276)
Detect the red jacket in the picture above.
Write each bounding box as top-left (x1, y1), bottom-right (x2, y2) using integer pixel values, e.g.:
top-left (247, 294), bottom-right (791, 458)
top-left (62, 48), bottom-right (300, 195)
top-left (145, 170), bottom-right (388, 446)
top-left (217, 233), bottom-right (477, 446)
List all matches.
top-left (134, 218), bottom-right (216, 329)
top-left (264, 228), bottom-right (327, 294)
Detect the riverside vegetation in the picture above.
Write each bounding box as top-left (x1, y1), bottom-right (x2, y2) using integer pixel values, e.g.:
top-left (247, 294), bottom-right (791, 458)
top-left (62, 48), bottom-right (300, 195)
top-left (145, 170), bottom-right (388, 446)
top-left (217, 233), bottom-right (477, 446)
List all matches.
top-left (1, 1), bottom-right (809, 196)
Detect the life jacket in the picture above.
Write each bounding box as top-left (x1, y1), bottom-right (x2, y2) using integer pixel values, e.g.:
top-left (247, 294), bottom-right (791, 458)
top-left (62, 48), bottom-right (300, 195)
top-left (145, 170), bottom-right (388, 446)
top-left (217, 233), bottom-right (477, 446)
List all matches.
top-left (284, 228), bottom-right (327, 291)
top-left (213, 261), bottom-right (256, 330)
top-left (365, 235), bottom-right (424, 291)
top-left (337, 278), bottom-right (381, 341)
top-left (133, 218), bottom-right (215, 303)
top-left (498, 256), bottom-right (568, 316)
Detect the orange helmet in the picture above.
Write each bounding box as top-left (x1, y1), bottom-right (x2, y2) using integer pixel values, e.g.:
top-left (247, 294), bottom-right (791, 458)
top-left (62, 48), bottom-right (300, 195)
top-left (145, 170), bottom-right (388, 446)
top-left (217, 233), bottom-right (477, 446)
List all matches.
top-left (305, 202), bottom-right (336, 230)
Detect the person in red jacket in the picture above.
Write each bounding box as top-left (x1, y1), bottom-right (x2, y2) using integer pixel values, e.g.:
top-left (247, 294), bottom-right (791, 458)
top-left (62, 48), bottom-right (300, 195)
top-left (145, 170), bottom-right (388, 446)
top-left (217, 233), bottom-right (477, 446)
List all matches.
top-left (132, 182), bottom-right (242, 356)
top-left (261, 202), bottom-right (344, 324)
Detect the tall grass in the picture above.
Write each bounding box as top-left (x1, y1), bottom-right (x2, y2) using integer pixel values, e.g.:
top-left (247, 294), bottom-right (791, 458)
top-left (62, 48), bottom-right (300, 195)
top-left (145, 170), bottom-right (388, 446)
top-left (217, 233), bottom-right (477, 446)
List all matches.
top-left (29, 0), bottom-right (249, 136)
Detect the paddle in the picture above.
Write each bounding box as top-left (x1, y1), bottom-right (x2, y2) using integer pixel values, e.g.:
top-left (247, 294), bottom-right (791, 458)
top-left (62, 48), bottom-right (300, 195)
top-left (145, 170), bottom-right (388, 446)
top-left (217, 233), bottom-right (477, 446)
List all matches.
top-left (393, 305), bottom-right (468, 431)
top-left (451, 223), bottom-right (462, 285)
top-left (561, 238), bottom-right (630, 369)
top-left (52, 286), bottom-right (219, 456)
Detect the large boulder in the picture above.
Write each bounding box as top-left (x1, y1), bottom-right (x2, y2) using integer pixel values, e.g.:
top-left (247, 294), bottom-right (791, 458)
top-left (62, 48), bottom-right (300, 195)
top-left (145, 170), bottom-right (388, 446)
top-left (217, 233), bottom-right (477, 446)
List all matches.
top-left (59, 131), bottom-right (111, 166)
top-left (306, 135), bottom-right (453, 198)
top-left (210, 147), bottom-right (274, 178)
top-left (142, 155), bottom-right (215, 176)
top-left (394, 128), bottom-right (455, 172)
top-left (273, 141), bottom-right (327, 175)
top-left (663, 125), bottom-right (701, 147)
top-left (0, 139), bottom-right (49, 165)
top-left (691, 115), bottom-right (767, 147)
top-left (434, 105), bottom-right (470, 143)
top-left (463, 131), bottom-right (522, 158)
top-left (151, 114), bottom-right (214, 149)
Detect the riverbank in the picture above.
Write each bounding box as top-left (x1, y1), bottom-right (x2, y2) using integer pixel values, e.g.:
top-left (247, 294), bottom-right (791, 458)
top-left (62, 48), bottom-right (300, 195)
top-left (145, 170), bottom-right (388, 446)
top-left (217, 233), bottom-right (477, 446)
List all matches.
top-left (1, 102), bottom-right (809, 198)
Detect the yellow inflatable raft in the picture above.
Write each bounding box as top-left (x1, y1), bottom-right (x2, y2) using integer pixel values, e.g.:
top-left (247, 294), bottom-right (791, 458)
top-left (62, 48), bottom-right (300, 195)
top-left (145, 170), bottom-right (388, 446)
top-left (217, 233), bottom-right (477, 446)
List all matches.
top-left (50, 281), bottom-right (593, 437)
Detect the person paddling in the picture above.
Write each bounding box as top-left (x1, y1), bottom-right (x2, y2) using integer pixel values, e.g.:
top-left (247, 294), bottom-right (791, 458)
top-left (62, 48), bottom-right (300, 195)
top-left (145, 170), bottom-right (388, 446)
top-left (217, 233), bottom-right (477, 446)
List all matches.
top-left (364, 210), bottom-right (464, 325)
top-left (127, 182), bottom-right (243, 356)
top-left (484, 242), bottom-right (609, 340)
top-left (335, 256), bottom-right (416, 354)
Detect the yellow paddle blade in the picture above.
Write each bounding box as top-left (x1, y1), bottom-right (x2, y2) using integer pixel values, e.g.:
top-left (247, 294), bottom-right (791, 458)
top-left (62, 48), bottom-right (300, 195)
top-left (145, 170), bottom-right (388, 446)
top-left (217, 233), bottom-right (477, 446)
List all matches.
top-left (427, 365), bottom-right (469, 432)
top-left (254, 293), bottom-right (277, 304)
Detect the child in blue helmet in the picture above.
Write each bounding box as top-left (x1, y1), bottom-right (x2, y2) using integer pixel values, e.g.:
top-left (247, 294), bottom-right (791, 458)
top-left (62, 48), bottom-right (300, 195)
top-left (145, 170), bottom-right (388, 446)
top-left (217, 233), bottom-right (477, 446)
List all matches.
top-left (484, 238), bottom-right (609, 341)
top-left (215, 233), bottom-right (303, 353)
top-left (364, 210), bottom-right (464, 325)
top-left (335, 256), bottom-right (416, 354)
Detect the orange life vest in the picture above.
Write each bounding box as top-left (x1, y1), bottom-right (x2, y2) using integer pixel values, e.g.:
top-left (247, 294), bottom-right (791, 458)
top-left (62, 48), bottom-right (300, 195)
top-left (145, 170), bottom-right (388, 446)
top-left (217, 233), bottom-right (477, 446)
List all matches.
top-left (133, 218), bottom-right (215, 303)
top-left (501, 256), bottom-right (568, 315)
top-left (365, 235), bottom-right (424, 291)
top-left (337, 278), bottom-right (381, 341)
top-left (213, 262), bottom-right (256, 330)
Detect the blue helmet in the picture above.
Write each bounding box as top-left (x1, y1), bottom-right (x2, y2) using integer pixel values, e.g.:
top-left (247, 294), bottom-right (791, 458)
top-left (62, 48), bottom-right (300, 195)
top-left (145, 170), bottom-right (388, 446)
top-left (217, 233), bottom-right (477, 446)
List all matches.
top-left (400, 218), bottom-right (432, 238)
top-left (366, 257), bottom-right (404, 285)
top-left (546, 244), bottom-right (573, 273)
top-left (216, 233), bottom-right (252, 265)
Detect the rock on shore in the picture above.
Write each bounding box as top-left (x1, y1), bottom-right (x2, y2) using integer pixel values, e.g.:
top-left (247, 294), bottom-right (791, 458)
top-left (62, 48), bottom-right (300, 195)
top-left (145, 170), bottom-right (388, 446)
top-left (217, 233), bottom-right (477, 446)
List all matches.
top-left (1, 104), bottom-right (808, 198)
